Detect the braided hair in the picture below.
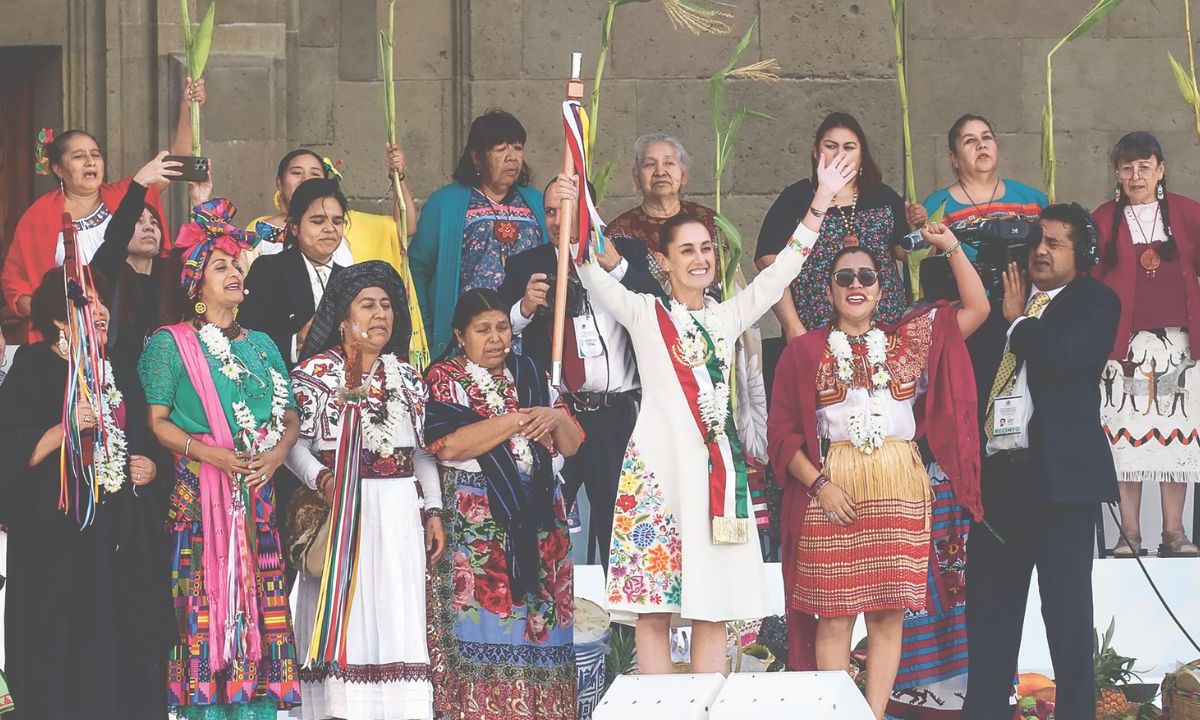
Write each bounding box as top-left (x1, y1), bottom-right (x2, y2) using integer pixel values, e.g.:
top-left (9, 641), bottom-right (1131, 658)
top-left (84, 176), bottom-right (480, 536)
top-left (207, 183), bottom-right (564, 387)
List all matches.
top-left (1108, 132), bottom-right (1176, 267)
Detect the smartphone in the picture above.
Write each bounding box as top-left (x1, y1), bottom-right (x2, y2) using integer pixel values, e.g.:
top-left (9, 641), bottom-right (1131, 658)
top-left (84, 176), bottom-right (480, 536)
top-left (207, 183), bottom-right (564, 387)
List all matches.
top-left (164, 155), bottom-right (210, 182)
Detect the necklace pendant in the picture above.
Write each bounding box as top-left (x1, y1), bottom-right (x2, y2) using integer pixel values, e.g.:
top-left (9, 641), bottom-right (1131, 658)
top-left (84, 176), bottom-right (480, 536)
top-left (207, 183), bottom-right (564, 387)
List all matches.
top-left (1140, 246), bottom-right (1161, 278)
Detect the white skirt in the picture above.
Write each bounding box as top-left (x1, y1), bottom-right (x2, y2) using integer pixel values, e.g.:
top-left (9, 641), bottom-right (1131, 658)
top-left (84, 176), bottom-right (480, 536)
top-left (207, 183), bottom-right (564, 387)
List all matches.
top-left (1102, 328), bottom-right (1200, 483)
top-left (292, 477), bottom-right (433, 720)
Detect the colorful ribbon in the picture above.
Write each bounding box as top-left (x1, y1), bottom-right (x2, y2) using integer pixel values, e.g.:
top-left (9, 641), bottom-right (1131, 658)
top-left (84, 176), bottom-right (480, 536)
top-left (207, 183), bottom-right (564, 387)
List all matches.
top-left (560, 101), bottom-right (608, 262)
top-left (177, 198), bottom-right (262, 299)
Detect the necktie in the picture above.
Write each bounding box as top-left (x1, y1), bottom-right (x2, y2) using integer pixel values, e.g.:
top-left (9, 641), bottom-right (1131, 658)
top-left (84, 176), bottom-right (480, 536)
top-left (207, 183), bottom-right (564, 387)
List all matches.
top-left (985, 291), bottom-right (1051, 439)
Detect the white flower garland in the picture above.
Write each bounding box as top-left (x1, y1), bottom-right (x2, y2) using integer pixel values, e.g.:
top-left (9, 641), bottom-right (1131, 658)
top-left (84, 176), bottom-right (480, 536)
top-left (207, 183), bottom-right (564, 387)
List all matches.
top-left (463, 359), bottom-right (533, 468)
top-left (94, 360), bottom-right (128, 494)
top-left (828, 327), bottom-right (891, 454)
top-left (199, 324), bottom-right (288, 455)
top-left (331, 353), bottom-right (409, 458)
top-left (669, 299), bottom-right (733, 443)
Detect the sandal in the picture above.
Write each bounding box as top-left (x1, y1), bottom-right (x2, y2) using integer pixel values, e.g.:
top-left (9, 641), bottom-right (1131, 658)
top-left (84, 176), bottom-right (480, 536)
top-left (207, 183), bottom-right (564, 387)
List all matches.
top-left (1159, 532), bottom-right (1200, 558)
top-left (1112, 534), bottom-right (1142, 558)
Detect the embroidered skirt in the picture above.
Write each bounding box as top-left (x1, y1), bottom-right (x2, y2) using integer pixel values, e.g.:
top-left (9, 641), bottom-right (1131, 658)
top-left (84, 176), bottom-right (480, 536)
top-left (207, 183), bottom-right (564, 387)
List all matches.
top-left (1101, 328), bottom-right (1200, 483)
top-left (793, 440), bottom-right (931, 617)
top-left (294, 471), bottom-right (433, 719)
top-left (428, 468), bottom-right (576, 720)
top-left (166, 456), bottom-right (302, 712)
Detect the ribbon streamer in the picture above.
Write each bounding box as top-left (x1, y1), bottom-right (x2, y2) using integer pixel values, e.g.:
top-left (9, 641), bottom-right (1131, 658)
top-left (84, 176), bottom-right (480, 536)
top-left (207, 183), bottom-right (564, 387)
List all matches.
top-left (560, 101), bottom-right (608, 262)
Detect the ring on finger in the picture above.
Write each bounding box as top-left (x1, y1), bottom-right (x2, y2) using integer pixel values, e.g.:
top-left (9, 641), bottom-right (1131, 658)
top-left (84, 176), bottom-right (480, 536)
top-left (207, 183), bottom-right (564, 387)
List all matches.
top-left (827, 511), bottom-right (839, 522)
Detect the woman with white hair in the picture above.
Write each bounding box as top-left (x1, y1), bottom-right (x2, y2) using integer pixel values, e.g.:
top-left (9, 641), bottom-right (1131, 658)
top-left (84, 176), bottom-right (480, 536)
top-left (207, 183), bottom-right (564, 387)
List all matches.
top-left (606, 133), bottom-right (718, 260)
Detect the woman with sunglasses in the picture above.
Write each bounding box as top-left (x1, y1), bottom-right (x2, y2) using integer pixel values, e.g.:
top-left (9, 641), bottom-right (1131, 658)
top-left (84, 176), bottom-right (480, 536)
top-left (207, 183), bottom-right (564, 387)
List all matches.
top-left (767, 223), bottom-right (988, 720)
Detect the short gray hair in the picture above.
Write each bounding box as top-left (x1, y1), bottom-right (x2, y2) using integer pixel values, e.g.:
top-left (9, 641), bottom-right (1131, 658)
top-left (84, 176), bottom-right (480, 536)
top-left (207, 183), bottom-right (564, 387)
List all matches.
top-left (633, 133), bottom-right (692, 172)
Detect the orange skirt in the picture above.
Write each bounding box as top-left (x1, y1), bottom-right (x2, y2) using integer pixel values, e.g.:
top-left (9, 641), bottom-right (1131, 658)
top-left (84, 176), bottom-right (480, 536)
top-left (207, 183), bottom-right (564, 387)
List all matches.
top-left (792, 439), bottom-right (931, 617)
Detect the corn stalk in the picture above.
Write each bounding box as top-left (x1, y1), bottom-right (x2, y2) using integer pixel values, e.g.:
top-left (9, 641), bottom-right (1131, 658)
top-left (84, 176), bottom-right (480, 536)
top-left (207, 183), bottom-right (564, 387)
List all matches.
top-left (1041, 0), bottom-right (1124, 203)
top-left (180, 0), bottom-right (216, 156)
top-left (587, 0), bottom-right (732, 203)
top-left (1167, 0), bottom-right (1200, 146)
top-left (889, 0), bottom-right (916, 203)
top-left (379, 0), bottom-right (431, 370)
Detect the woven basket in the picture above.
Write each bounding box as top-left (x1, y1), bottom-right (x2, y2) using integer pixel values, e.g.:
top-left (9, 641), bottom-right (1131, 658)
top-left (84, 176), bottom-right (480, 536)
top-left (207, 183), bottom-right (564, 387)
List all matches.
top-left (1163, 661), bottom-right (1200, 720)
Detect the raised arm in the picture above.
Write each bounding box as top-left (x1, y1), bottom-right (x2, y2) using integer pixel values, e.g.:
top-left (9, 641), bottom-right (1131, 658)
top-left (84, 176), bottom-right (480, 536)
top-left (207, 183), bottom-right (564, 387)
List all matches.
top-left (575, 256), bottom-right (649, 330)
top-left (717, 223), bottom-right (818, 337)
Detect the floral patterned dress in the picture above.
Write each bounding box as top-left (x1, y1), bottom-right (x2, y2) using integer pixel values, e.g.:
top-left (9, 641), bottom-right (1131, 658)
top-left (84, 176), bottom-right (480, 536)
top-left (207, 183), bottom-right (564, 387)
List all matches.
top-left (425, 357), bottom-right (576, 720)
top-left (459, 188), bottom-right (544, 295)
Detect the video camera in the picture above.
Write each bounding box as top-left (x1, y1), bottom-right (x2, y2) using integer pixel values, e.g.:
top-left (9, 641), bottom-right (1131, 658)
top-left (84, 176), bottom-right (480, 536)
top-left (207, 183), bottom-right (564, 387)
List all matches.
top-left (903, 215), bottom-right (1042, 302)
top-left (536, 272), bottom-right (587, 319)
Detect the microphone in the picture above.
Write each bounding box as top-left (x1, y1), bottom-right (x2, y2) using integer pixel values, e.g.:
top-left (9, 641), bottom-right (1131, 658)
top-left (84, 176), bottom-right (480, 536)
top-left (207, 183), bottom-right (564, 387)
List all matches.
top-left (899, 229), bottom-right (928, 252)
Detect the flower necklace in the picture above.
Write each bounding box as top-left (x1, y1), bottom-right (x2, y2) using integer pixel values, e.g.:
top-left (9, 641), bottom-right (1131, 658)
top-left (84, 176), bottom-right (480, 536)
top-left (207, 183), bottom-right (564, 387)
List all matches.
top-left (828, 326), bottom-right (891, 454)
top-left (332, 353), bottom-right (410, 457)
top-left (669, 299), bottom-right (733, 442)
top-left (94, 360), bottom-right (129, 494)
top-left (463, 359), bottom-right (534, 468)
top-left (198, 323), bottom-right (288, 455)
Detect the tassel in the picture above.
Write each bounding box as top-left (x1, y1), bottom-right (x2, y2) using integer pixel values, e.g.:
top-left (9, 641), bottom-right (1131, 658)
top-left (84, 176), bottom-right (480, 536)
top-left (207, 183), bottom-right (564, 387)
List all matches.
top-left (711, 516), bottom-right (750, 545)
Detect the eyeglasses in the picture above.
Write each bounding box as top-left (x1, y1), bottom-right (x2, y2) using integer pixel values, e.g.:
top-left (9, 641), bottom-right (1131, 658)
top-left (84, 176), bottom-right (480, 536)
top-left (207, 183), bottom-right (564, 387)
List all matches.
top-left (1117, 165), bottom-right (1157, 180)
top-left (832, 268), bottom-right (879, 288)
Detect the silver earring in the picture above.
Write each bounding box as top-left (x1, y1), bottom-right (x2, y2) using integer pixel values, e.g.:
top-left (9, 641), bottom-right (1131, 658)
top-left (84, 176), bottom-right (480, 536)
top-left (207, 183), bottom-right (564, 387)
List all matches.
top-left (1157, 181), bottom-right (1165, 201)
top-left (1115, 185), bottom-right (1121, 203)
top-left (57, 333), bottom-right (68, 353)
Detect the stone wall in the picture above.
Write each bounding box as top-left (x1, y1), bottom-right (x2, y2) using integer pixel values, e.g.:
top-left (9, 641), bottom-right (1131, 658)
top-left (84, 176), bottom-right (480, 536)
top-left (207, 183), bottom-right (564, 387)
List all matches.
top-left (4, 0), bottom-right (1198, 333)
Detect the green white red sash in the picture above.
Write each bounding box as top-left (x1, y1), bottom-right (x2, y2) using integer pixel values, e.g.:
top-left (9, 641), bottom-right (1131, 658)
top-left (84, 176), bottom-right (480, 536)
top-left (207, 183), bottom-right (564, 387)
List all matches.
top-left (654, 301), bottom-right (750, 544)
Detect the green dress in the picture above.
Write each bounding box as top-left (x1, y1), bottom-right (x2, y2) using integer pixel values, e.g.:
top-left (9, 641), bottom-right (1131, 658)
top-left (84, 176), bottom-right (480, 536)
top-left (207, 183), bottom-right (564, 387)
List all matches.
top-left (137, 327), bottom-right (302, 720)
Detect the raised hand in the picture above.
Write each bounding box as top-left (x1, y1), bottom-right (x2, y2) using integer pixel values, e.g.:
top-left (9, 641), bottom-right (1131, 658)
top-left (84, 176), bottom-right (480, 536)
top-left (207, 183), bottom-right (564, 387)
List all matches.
top-left (1001, 261), bottom-right (1029, 325)
top-left (133, 151), bottom-right (183, 187)
top-left (920, 222), bottom-right (959, 253)
top-left (815, 151), bottom-right (855, 200)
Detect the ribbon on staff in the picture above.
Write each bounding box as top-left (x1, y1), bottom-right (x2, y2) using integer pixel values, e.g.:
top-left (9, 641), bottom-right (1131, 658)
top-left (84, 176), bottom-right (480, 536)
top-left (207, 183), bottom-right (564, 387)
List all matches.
top-left (560, 100), bottom-right (608, 263)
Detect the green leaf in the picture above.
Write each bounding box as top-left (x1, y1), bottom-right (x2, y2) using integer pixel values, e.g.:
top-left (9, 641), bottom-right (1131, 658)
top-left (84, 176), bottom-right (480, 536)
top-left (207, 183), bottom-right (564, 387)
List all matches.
top-left (709, 73), bottom-right (727, 130)
top-left (742, 643), bottom-right (772, 660)
top-left (1040, 105), bottom-right (1053, 192)
top-left (190, 1), bottom-right (216, 80)
top-left (1168, 50), bottom-right (1198, 106)
top-left (720, 109), bottom-right (748, 170)
top-left (591, 160), bottom-right (616, 205)
top-left (929, 198), bottom-right (948, 223)
top-left (720, 19), bottom-right (757, 74)
top-left (1063, 0), bottom-right (1125, 44)
top-left (378, 30), bottom-right (388, 84)
top-left (714, 212), bottom-right (743, 290)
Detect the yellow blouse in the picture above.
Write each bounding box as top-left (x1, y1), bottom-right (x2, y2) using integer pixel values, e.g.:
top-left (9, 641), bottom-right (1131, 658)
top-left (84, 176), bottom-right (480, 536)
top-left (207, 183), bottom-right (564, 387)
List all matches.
top-left (242, 209), bottom-right (402, 270)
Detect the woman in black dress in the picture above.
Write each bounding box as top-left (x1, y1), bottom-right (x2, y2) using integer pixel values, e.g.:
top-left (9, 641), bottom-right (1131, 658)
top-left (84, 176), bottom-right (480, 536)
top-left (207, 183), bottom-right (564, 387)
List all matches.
top-left (0, 270), bottom-right (173, 720)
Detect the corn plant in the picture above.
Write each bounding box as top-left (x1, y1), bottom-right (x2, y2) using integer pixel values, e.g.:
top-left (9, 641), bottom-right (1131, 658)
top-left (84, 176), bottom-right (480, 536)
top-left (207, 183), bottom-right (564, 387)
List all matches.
top-left (588, 0), bottom-right (731, 202)
top-left (888, 0), bottom-right (916, 203)
top-left (1167, 0), bottom-right (1200, 145)
top-left (180, 0), bottom-right (215, 156)
top-left (379, 0), bottom-right (431, 370)
top-left (1041, 0), bottom-right (1125, 203)
top-left (709, 19), bottom-right (778, 300)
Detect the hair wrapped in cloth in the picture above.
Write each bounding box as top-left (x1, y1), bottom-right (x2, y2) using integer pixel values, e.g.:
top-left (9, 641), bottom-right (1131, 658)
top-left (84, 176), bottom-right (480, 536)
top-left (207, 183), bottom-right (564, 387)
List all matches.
top-left (175, 198), bottom-right (261, 299)
top-left (299, 260), bottom-right (412, 362)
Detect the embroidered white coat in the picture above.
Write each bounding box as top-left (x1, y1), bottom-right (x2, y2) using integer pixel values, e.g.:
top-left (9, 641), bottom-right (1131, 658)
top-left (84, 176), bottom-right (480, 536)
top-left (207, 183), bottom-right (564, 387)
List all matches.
top-left (577, 228), bottom-right (815, 623)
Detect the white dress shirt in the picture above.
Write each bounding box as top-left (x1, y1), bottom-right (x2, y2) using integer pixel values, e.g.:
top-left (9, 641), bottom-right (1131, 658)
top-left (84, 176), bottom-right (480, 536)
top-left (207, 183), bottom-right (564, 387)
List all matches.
top-left (509, 244), bottom-right (639, 393)
top-left (290, 254), bottom-right (335, 363)
top-left (986, 284), bottom-right (1066, 456)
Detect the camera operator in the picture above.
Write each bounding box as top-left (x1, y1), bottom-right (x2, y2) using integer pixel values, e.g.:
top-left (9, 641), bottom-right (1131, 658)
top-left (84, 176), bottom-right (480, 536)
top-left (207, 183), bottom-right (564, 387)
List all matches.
top-left (963, 203), bottom-right (1121, 720)
top-left (498, 174), bottom-right (660, 566)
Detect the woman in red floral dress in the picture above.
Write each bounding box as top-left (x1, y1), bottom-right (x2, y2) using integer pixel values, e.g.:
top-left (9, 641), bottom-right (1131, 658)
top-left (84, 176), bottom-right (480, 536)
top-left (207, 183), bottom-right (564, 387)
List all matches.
top-left (423, 288), bottom-right (583, 720)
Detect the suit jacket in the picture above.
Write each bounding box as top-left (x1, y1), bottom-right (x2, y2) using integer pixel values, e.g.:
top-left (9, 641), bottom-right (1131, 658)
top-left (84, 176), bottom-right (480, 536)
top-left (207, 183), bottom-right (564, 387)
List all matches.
top-left (239, 244), bottom-right (344, 366)
top-left (976, 275), bottom-right (1121, 504)
top-left (497, 237), bottom-right (660, 372)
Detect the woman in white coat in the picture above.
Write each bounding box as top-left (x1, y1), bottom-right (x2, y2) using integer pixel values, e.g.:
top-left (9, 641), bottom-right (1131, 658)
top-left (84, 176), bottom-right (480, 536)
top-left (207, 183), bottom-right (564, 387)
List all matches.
top-left (576, 152), bottom-right (854, 673)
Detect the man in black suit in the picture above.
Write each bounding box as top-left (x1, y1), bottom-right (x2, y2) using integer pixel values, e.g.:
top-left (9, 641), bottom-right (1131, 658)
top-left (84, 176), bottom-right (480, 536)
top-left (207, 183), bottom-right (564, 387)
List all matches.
top-left (499, 174), bottom-right (659, 565)
top-left (964, 203), bottom-right (1121, 720)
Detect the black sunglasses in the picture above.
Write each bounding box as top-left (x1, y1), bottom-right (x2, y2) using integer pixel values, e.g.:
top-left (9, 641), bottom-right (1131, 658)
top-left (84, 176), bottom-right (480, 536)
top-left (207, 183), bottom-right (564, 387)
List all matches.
top-left (832, 268), bottom-right (879, 288)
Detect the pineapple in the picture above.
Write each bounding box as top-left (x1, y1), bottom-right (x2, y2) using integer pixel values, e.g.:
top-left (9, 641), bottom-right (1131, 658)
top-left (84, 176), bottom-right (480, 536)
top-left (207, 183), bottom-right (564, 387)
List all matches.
top-left (1094, 619), bottom-right (1138, 719)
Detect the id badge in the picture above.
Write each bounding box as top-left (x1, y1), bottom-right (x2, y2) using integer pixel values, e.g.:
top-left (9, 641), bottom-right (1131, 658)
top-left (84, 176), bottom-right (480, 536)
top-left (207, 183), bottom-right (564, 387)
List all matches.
top-left (573, 315), bottom-right (604, 358)
top-left (992, 395), bottom-right (1025, 437)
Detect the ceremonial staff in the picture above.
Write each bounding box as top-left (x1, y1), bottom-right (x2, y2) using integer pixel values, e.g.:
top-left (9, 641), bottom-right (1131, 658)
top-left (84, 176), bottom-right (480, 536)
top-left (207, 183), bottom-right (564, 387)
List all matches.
top-left (551, 52), bottom-right (585, 389)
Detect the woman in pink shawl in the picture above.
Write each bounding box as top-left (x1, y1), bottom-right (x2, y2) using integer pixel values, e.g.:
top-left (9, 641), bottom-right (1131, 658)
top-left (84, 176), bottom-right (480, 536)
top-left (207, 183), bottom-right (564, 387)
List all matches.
top-left (137, 198), bottom-right (302, 719)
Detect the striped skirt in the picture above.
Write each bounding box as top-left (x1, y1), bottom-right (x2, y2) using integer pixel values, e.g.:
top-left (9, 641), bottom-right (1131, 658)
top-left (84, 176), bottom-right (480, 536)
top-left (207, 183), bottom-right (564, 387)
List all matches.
top-left (792, 439), bottom-right (931, 617)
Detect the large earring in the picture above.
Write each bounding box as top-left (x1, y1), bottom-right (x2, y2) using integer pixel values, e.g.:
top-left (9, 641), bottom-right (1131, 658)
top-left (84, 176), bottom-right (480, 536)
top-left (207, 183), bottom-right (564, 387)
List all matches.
top-left (56, 332), bottom-right (69, 354)
top-left (232, 305), bottom-right (239, 320)
top-left (58, 176), bottom-right (66, 194)
top-left (1157, 180), bottom-right (1165, 201)
top-left (194, 301), bottom-right (207, 316)
top-left (273, 190), bottom-right (284, 212)
top-left (1115, 185), bottom-right (1121, 203)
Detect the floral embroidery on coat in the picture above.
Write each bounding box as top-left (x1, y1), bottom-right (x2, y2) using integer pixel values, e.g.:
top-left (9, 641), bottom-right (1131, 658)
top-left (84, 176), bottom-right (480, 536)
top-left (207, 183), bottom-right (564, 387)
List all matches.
top-left (606, 442), bottom-right (683, 609)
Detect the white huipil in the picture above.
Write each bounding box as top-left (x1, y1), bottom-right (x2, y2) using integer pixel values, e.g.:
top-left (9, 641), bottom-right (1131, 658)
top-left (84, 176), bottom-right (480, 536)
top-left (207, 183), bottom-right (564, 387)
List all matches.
top-left (577, 226), bottom-right (816, 623)
top-left (286, 350), bottom-right (441, 720)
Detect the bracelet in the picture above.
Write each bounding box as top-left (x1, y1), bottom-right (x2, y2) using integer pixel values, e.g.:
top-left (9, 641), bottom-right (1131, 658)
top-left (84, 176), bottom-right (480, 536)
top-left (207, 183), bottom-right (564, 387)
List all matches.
top-left (808, 206), bottom-right (825, 218)
top-left (184, 437), bottom-right (192, 459)
top-left (943, 240), bottom-right (962, 259)
top-left (316, 469), bottom-right (334, 492)
top-left (808, 473), bottom-right (831, 499)
top-left (423, 507), bottom-right (444, 522)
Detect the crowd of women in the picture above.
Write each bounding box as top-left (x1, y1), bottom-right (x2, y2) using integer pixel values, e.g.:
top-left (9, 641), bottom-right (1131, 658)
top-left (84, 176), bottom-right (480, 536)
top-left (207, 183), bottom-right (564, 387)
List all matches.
top-left (0, 72), bottom-right (1196, 720)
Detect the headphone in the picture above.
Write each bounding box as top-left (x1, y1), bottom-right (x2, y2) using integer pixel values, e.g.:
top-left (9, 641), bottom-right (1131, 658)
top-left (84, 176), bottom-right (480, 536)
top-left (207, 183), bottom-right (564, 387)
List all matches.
top-left (1066, 202), bottom-right (1101, 269)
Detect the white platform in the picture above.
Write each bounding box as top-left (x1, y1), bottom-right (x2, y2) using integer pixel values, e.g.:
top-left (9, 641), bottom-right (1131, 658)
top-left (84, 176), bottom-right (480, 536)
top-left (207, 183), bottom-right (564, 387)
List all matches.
top-left (593, 673), bottom-right (726, 720)
top-left (576, 558), bottom-right (1199, 679)
top-left (711, 672), bottom-right (874, 719)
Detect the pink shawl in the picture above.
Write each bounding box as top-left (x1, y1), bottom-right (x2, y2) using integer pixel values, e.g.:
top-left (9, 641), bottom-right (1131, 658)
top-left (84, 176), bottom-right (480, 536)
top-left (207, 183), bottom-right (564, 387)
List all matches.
top-left (164, 323), bottom-right (262, 669)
